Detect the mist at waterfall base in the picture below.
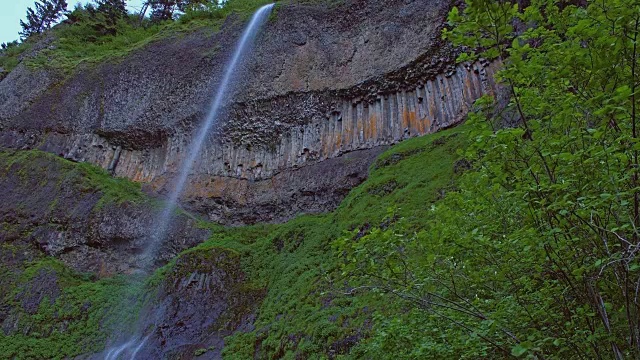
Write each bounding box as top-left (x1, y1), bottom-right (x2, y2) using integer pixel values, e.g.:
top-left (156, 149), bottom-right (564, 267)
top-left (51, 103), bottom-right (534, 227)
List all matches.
top-left (103, 4), bottom-right (275, 359)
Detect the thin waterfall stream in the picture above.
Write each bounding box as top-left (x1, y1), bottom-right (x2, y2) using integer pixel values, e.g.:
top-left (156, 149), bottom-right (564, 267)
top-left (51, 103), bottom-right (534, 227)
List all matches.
top-left (103, 4), bottom-right (274, 359)
top-left (144, 2), bottom-right (275, 266)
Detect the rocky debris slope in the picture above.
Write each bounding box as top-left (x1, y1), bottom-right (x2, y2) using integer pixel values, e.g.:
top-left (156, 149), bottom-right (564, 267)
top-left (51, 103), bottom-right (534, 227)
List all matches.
top-left (0, 0), bottom-right (499, 224)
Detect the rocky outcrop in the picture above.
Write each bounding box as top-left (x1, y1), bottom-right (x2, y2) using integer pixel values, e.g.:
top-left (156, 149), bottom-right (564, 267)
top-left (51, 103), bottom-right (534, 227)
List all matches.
top-left (0, 150), bottom-right (208, 274)
top-left (103, 248), bottom-right (264, 360)
top-left (0, 0), bottom-right (500, 224)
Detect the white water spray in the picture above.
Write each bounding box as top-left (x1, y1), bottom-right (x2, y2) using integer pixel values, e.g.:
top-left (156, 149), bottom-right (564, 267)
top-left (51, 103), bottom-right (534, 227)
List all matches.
top-left (102, 4), bottom-right (274, 359)
top-left (105, 339), bottom-right (136, 360)
top-left (128, 335), bottom-right (150, 359)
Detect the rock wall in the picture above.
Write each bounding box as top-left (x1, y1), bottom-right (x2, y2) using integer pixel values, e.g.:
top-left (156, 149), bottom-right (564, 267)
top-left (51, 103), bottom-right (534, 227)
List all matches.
top-left (0, 150), bottom-right (208, 274)
top-left (0, 0), bottom-right (501, 224)
top-left (112, 61), bottom-right (499, 182)
top-left (92, 248), bottom-right (264, 359)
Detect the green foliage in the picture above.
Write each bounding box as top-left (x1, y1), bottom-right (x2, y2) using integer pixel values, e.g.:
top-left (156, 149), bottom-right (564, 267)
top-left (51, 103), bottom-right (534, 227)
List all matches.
top-left (28, 15), bottom-right (165, 73)
top-left (178, 0), bottom-right (274, 24)
top-left (90, 0), bottom-right (129, 36)
top-left (19, 0), bottom-right (69, 40)
top-left (0, 41), bottom-right (32, 73)
top-left (442, 0), bottom-right (520, 62)
top-left (0, 149), bottom-right (145, 208)
top-left (75, 160), bottom-right (145, 207)
top-left (0, 257), bottom-right (147, 359)
top-left (194, 128), bottom-right (467, 358)
top-left (334, 0), bottom-right (640, 358)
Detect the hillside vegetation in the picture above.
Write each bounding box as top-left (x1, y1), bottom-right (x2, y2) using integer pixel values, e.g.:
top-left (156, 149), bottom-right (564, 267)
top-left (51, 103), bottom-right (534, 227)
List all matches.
top-left (0, 0), bottom-right (283, 74)
top-left (0, 123), bottom-right (466, 359)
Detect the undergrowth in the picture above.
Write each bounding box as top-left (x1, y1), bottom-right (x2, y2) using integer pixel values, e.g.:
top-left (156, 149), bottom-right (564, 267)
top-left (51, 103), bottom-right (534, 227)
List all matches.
top-left (202, 126), bottom-right (468, 358)
top-left (0, 254), bottom-right (148, 359)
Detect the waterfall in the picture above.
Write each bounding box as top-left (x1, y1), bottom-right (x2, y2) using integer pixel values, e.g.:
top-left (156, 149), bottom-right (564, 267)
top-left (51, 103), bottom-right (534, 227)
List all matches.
top-left (103, 4), bottom-right (274, 359)
top-left (143, 2), bottom-right (275, 266)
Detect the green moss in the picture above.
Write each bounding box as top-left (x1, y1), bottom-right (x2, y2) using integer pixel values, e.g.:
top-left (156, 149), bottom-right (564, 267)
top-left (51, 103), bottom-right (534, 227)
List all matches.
top-left (0, 149), bottom-right (145, 209)
top-left (75, 161), bottom-right (145, 208)
top-left (0, 256), bottom-right (147, 359)
top-left (336, 128), bottom-right (464, 229)
top-left (0, 41), bottom-right (33, 73)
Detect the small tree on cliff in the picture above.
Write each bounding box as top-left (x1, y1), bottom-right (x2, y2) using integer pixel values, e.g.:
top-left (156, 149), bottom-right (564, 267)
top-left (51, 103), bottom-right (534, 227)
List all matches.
top-left (96, 0), bottom-right (127, 22)
top-left (19, 0), bottom-right (68, 39)
top-left (148, 0), bottom-right (176, 21)
top-left (147, 0), bottom-right (216, 22)
top-left (94, 0), bottom-right (128, 35)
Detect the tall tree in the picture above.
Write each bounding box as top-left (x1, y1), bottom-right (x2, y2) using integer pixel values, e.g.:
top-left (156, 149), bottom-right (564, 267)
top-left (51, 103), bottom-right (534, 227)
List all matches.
top-left (149, 0), bottom-right (176, 21)
top-left (96, 0), bottom-right (127, 21)
top-left (95, 0), bottom-right (128, 35)
top-left (19, 0), bottom-right (68, 39)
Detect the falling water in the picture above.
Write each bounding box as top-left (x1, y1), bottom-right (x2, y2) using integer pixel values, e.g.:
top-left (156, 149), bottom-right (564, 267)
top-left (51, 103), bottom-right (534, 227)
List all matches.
top-left (103, 4), bottom-right (274, 359)
top-left (142, 2), bottom-right (275, 266)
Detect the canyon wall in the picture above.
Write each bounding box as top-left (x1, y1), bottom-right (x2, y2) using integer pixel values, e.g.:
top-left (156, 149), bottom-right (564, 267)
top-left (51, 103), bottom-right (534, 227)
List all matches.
top-left (0, 0), bottom-right (500, 224)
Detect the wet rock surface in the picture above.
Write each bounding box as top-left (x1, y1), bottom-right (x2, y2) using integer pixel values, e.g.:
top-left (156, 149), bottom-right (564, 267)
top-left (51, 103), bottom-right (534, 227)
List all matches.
top-left (0, 0), bottom-right (452, 138)
top-left (162, 146), bottom-right (386, 225)
top-left (94, 248), bottom-right (263, 360)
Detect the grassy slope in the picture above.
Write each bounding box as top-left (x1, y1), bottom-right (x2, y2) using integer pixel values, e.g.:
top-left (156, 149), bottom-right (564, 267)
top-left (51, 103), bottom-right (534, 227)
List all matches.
top-left (0, 149), bottom-right (146, 207)
top-left (0, 124), bottom-right (467, 359)
top-left (0, 0), bottom-right (343, 75)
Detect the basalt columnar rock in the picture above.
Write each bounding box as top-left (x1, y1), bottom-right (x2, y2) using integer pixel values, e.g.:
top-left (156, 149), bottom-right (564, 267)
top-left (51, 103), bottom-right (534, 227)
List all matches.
top-left (0, 0), bottom-right (499, 225)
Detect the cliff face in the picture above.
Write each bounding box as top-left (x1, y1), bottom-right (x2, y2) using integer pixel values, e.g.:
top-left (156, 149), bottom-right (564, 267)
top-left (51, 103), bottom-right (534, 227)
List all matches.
top-left (0, 0), bottom-right (497, 224)
top-left (0, 150), bottom-right (208, 274)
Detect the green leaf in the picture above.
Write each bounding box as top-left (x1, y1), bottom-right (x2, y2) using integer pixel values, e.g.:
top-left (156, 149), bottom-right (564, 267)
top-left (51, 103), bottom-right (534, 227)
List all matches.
top-left (511, 343), bottom-right (529, 357)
